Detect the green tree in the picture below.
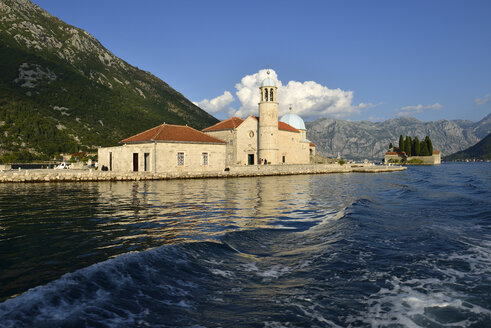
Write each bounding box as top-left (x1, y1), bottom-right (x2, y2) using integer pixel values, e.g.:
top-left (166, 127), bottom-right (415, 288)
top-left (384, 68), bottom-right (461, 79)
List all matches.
top-left (389, 142), bottom-right (393, 149)
top-left (405, 136), bottom-right (412, 156)
top-left (399, 135), bottom-right (404, 152)
top-left (414, 137), bottom-right (420, 156)
top-left (425, 136), bottom-right (433, 155)
top-left (420, 141), bottom-right (429, 156)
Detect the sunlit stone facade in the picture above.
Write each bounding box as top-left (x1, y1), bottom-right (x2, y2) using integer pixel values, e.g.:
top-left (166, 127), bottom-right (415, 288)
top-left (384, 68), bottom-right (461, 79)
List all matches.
top-left (98, 71), bottom-right (315, 172)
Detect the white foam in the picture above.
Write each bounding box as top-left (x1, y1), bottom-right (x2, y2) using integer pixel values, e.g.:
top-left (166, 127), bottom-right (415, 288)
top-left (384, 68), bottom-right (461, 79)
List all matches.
top-left (359, 273), bottom-right (491, 327)
top-left (293, 302), bottom-right (344, 327)
top-left (240, 262), bottom-right (259, 272)
top-left (210, 268), bottom-right (235, 278)
top-left (256, 265), bottom-right (291, 278)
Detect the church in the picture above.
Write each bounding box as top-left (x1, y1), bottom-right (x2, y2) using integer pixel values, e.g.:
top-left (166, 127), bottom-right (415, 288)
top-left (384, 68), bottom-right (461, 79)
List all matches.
top-left (98, 71), bottom-right (315, 172)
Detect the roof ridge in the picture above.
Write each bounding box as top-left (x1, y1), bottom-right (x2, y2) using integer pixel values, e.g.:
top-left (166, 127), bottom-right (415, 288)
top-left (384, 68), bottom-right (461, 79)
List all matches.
top-left (202, 116), bottom-right (245, 132)
top-left (121, 124), bottom-right (163, 143)
top-left (152, 124), bottom-right (167, 140)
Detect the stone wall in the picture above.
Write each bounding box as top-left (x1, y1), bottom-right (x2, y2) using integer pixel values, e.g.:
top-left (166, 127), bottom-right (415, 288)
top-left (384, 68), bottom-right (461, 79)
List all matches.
top-left (98, 142), bottom-right (227, 173)
top-left (278, 130), bottom-right (310, 164)
top-left (236, 117), bottom-right (259, 165)
top-left (408, 154), bottom-right (441, 164)
top-left (202, 129), bottom-right (236, 165)
top-left (384, 153), bottom-right (441, 164)
top-left (0, 164), bottom-right (406, 183)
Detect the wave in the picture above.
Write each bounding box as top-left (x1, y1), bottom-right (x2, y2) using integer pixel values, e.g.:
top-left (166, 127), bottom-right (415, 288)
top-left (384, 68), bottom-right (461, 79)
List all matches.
top-left (1, 177), bottom-right (490, 328)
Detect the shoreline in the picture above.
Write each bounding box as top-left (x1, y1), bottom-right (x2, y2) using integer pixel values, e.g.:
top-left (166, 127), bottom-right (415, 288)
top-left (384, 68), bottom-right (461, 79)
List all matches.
top-left (0, 163), bottom-right (406, 183)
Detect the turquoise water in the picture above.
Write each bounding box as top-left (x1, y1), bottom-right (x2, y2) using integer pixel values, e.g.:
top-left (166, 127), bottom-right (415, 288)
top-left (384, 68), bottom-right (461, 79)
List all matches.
top-left (0, 163), bottom-right (490, 327)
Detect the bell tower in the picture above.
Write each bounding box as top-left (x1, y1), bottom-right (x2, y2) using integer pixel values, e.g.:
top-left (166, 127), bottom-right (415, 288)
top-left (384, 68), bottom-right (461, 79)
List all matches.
top-left (258, 70), bottom-right (279, 164)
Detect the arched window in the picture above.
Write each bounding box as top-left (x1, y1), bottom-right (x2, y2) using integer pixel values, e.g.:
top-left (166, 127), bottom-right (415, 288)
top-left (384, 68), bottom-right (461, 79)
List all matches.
top-left (270, 89), bottom-right (274, 101)
top-left (264, 89), bottom-right (268, 101)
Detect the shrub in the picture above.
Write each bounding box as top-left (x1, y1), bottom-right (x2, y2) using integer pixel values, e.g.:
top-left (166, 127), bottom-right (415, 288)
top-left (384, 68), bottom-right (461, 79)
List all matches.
top-left (407, 158), bottom-right (424, 164)
top-left (338, 159), bottom-right (345, 165)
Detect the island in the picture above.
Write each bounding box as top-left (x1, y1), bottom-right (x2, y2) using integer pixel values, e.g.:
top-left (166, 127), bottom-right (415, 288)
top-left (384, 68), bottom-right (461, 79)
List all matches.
top-left (384, 135), bottom-right (441, 165)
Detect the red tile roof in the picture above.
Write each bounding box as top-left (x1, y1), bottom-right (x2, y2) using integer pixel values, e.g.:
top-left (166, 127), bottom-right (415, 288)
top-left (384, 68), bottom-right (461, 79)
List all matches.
top-left (385, 151), bottom-right (406, 155)
top-left (203, 115), bottom-right (300, 133)
top-left (120, 124), bottom-right (227, 144)
top-left (278, 121), bottom-right (299, 132)
top-left (309, 142), bottom-right (316, 147)
top-left (202, 117), bottom-right (244, 132)
top-left (433, 150), bottom-right (441, 155)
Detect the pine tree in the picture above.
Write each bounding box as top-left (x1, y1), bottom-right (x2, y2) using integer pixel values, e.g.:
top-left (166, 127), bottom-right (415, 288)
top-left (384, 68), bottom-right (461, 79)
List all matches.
top-left (405, 136), bottom-right (412, 156)
top-left (425, 136), bottom-right (433, 155)
top-left (414, 137), bottom-right (420, 156)
top-left (420, 141), bottom-right (429, 156)
top-left (389, 142), bottom-right (393, 149)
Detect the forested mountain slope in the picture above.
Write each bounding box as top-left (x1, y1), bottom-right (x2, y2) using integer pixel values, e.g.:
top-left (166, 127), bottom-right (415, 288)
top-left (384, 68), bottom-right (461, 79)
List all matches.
top-left (444, 133), bottom-right (491, 161)
top-left (0, 0), bottom-right (217, 161)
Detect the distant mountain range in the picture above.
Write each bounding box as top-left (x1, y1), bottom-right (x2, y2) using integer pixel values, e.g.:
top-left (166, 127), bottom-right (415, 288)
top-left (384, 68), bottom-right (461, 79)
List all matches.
top-left (0, 0), bottom-right (217, 160)
top-left (306, 114), bottom-right (491, 161)
top-left (443, 132), bottom-right (491, 161)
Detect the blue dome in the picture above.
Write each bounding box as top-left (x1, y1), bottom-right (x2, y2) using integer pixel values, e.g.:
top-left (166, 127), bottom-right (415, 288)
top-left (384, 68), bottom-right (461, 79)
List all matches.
top-left (261, 77), bottom-right (276, 87)
top-left (280, 113), bottom-right (306, 130)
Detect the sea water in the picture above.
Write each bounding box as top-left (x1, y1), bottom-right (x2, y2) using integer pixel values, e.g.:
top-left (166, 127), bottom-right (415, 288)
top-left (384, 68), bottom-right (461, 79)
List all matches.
top-left (0, 162), bottom-right (489, 327)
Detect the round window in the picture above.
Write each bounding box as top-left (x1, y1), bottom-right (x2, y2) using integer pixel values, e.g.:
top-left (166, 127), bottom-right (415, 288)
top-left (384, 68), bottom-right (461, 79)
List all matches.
top-left (249, 131), bottom-right (254, 138)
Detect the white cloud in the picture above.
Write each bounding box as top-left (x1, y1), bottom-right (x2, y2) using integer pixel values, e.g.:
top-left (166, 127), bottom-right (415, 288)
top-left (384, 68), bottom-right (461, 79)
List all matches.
top-left (233, 69), bottom-right (367, 119)
top-left (358, 102), bottom-right (382, 109)
top-left (193, 91), bottom-right (234, 114)
top-left (396, 103), bottom-right (443, 116)
top-left (475, 93), bottom-right (490, 105)
top-left (194, 69), bottom-right (377, 120)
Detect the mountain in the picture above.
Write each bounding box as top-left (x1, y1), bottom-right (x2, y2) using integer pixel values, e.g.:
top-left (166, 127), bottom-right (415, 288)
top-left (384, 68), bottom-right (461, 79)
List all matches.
top-left (306, 114), bottom-right (491, 161)
top-left (0, 0), bottom-right (218, 161)
top-left (443, 133), bottom-right (491, 161)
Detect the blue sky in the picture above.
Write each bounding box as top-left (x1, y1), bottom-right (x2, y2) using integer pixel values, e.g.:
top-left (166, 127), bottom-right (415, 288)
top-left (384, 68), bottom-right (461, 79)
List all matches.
top-left (32, 0), bottom-right (491, 122)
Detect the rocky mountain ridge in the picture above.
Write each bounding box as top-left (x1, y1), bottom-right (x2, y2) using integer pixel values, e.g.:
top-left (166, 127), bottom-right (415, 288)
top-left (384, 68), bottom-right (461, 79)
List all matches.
top-left (306, 114), bottom-right (491, 160)
top-left (443, 132), bottom-right (491, 161)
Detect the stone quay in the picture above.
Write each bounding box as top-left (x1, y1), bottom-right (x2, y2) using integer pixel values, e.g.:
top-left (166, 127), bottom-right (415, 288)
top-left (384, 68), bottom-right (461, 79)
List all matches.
top-left (0, 164), bottom-right (406, 183)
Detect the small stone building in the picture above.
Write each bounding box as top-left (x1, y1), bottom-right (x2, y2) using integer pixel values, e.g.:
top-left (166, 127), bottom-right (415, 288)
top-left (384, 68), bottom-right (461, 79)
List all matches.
top-left (98, 124), bottom-right (227, 173)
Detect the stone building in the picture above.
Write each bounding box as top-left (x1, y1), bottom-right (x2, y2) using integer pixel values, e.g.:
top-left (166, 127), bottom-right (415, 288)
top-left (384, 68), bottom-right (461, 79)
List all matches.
top-left (98, 124), bottom-right (227, 172)
top-left (384, 149), bottom-right (441, 164)
top-left (98, 71), bottom-right (314, 172)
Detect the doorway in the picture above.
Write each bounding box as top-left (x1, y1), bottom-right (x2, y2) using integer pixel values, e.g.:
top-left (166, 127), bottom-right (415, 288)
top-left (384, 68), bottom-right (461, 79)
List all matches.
top-left (133, 153), bottom-right (139, 172)
top-left (248, 154), bottom-right (254, 165)
top-left (144, 153), bottom-right (150, 171)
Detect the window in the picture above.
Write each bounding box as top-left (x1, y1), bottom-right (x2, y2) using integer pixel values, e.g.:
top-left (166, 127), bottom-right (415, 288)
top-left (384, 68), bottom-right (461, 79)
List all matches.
top-left (270, 89), bottom-right (273, 101)
top-left (177, 152), bottom-right (184, 166)
top-left (229, 139), bottom-right (233, 145)
top-left (282, 155), bottom-right (286, 163)
top-left (202, 152), bottom-right (208, 165)
top-left (264, 88), bottom-right (268, 101)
